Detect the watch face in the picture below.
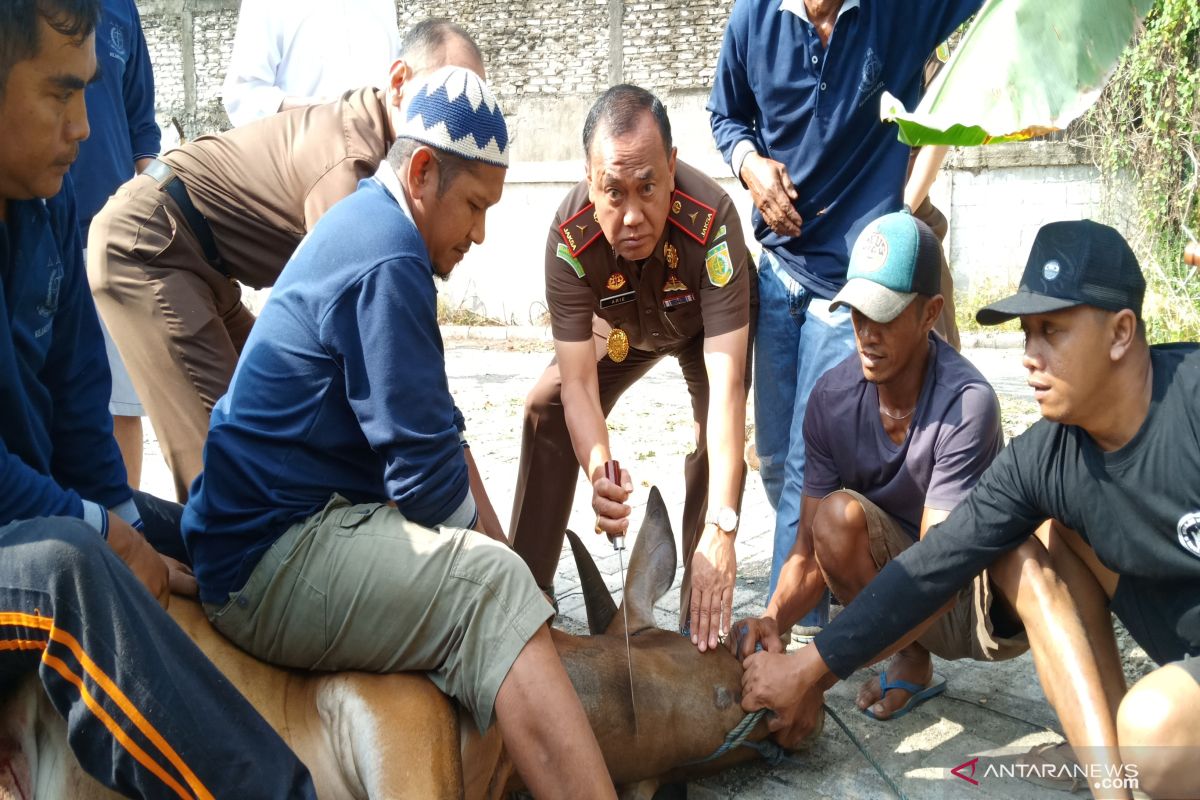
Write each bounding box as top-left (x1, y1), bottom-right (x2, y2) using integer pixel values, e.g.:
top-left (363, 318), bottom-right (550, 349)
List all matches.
top-left (717, 507), bottom-right (738, 532)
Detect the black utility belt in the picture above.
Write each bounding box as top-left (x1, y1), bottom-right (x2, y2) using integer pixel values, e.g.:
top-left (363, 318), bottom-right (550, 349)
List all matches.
top-left (143, 159), bottom-right (229, 277)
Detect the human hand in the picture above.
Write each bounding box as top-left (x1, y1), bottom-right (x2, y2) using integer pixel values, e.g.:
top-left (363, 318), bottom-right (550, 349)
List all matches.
top-left (163, 555), bottom-right (198, 599)
top-left (742, 650), bottom-right (825, 749)
top-left (689, 523), bottom-right (736, 652)
top-left (730, 615), bottom-right (785, 660)
top-left (591, 464), bottom-right (633, 537)
top-left (740, 153), bottom-right (802, 237)
top-left (106, 513), bottom-right (170, 607)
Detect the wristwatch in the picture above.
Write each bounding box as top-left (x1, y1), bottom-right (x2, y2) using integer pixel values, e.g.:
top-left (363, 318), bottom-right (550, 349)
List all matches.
top-left (706, 506), bottom-right (739, 534)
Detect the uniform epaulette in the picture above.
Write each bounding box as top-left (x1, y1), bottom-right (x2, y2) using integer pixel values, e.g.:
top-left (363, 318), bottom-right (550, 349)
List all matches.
top-left (558, 203), bottom-right (604, 257)
top-left (668, 190), bottom-right (717, 245)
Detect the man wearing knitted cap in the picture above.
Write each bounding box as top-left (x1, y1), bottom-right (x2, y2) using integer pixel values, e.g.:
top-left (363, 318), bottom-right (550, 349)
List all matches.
top-left (182, 66), bottom-right (616, 798)
top-left (736, 210), bottom-right (1025, 726)
top-left (739, 220), bottom-right (1200, 799)
top-left (90, 19), bottom-right (486, 502)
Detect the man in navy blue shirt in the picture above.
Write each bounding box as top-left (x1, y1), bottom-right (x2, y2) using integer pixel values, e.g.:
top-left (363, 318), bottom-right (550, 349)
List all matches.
top-left (0, 1), bottom-right (314, 796)
top-left (69, 0), bottom-right (159, 488)
top-left (708, 0), bottom-right (982, 633)
top-left (184, 66), bottom-right (616, 800)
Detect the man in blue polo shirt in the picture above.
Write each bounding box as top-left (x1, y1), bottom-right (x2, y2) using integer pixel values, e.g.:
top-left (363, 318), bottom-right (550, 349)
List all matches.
top-left (0, 1), bottom-right (314, 795)
top-left (69, 0), bottom-right (159, 488)
top-left (708, 0), bottom-right (983, 633)
top-left (183, 66), bottom-right (615, 800)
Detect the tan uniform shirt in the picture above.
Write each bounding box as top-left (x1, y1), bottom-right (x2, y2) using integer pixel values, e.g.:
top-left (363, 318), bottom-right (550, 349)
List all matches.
top-left (545, 160), bottom-right (751, 354)
top-left (164, 87), bottom-right (390, 288)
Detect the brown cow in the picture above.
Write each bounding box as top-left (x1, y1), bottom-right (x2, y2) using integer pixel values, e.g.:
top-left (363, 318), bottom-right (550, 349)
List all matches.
top-left (0, 488), bottom-right (771, 799)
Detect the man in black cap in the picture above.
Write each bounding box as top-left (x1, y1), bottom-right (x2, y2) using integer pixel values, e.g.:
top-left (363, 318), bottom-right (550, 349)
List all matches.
top-left (738, 219), bottom-right (1200, 799)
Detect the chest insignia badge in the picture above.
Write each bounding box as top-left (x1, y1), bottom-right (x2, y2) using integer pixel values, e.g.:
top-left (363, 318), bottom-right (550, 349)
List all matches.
top-left (1178, 511), bottom-right (1200, 559)
top-left (661, 242), bottom-right (694, 306)
top-left (606, 271), bottom-right (627, 291)
top-left (607, 327), bottom-right (630, 363)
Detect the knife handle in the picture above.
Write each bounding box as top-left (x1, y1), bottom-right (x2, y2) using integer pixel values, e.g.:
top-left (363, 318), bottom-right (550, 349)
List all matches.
top-left (603, 459), bottom-right (625, 550)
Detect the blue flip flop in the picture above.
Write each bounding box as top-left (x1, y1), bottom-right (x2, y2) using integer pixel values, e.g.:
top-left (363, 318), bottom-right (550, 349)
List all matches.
top-left (862, 672), bottom-right (947, 720)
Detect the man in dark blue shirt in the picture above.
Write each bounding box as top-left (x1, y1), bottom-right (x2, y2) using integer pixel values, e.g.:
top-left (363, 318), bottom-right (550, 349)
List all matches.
top-left (740, 222), bottom-right (1200, 799)
top-left (69, 0), bottom-right (159, 488)
top-left (0, 1), bottom-right (314, 796)
top-left (708, 0), bottom-right (982, 633)
top-left (184, 66), bottom-right (616, 800)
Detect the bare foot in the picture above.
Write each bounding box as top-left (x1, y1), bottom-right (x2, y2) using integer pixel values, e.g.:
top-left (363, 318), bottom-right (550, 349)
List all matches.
top-left (856, 644), bottom-right (933, 720)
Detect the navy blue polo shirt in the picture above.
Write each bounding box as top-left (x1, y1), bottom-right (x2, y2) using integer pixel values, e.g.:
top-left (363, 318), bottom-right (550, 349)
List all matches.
top-left (709, 0), bottom-right (980, 298)
top-left (69, 0), bottom-right (160, 246)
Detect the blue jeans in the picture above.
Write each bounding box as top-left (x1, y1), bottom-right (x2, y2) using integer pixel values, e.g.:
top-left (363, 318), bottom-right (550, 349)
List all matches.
top-left (755, 250), bottom-right (856, 626)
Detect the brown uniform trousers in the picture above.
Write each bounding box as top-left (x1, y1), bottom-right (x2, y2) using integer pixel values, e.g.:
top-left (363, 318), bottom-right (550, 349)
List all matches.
top-left (89, 174), bottom-right (255, 500)
top-left (915, 196), bottom-right (961, 351)
top-left (511, 316), bottom-right (754, 613)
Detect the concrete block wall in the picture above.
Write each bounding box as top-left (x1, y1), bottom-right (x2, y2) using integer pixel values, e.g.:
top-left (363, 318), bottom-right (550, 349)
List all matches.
top-left (135, 1), bottom-right (1118, 321)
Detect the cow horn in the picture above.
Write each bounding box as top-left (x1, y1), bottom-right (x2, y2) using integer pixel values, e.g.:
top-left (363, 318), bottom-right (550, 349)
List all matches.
top-left (565, 529), bottom-right (617, 635)
top-left (607, 486), bottom-right (677, 636)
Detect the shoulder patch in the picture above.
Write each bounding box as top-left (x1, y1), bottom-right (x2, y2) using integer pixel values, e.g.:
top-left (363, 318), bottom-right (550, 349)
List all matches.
top-left (668, 190), bottom-right (717, 245)
top-left (558, 203), bottom-right (604, 257)
top-left (705, 241), bottom-right (734, 288)
top-left (556, 243), bottom-right (586, 278)
top-left (713, 224), bottom-right (727, 242)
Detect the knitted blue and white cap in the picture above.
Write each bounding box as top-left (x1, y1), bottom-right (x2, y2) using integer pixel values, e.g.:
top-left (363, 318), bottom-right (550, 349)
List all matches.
top-left (400, 66), bottom-right (510, 168)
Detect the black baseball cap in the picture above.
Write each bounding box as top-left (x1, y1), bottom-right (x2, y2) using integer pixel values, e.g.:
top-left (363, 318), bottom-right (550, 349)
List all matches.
top-left (976, 220), bottom-right (1145, 326)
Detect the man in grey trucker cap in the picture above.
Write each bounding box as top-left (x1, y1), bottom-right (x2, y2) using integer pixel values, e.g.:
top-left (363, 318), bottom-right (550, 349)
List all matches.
top-left (735, 210), bottom-right (1022, 729)
top-left (739, 220), bottom-right (1200, 799)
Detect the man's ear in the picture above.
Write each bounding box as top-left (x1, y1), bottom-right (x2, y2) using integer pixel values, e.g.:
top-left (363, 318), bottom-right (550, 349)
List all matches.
top-left (1109, 308), bottom-right (1139, 362)
top-left (387, 59), bottom-right (412, 107)
top-left (406, 147), bottom-right (437, 201)
top-left (921, 294), bottom-right (945, 332)
top-left (667, 146), bottom-right (678, 192)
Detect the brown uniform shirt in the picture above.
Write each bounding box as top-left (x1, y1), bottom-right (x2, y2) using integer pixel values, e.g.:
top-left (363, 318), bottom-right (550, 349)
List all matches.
top-left (545, 160), bottom-right (751, 354)
top-left (163, 87), bottom-right (390, 288)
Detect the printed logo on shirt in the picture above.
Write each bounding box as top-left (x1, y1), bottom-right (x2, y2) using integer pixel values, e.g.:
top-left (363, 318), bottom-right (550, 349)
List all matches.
top-left (857, 48), bottom-right (884, 107)
top-left (37, 258), bottom-right (63, 320)
top-left (108, 23), bottom-right (128, 62)
top-left (1178, 511), bottom-right (1200, 559)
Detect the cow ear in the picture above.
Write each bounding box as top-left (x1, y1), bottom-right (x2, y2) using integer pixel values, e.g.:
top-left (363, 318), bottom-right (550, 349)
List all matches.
top-left (607, 486), bottom-right (676, 636)
top-left (565, 529), bottom-right (617, 635)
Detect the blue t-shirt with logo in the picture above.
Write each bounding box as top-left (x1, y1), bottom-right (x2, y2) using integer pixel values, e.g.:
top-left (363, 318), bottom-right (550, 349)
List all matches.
top-left (69, 0), bottom-right (160, 245)
top-left (0, 180), bottom-right (131, 524)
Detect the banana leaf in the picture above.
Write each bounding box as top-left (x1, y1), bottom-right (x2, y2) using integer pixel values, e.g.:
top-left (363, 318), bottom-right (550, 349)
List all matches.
top-left (882, 0), bottom-right (1154, 146)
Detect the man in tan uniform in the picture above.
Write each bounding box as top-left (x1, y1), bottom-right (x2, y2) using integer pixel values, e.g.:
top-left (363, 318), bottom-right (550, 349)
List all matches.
top-left (510, 85), bottom-right (755, 653)
top-left (89, 19), bottom-right (482, 500)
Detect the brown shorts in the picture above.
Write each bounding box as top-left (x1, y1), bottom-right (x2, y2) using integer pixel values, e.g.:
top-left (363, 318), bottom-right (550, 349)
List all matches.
top-left (844, 490), bottom-right (1028, 662)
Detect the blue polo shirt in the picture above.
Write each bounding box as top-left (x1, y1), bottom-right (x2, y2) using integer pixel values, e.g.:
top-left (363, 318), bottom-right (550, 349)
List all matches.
top-left (0, 181), bottom-right (132, 530)
top-left (69, 0), bottom-right (159, 246)
top-left (183, 172), bottom-right (475, 604)
top-left (708, 0), bottom-right (980, 298)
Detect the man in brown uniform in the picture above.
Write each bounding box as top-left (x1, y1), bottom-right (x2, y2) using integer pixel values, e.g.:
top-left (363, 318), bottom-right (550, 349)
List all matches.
top-left (88, 19), bottom-right (482, 500)
top-left (510, 85), bottom-right (755, 653)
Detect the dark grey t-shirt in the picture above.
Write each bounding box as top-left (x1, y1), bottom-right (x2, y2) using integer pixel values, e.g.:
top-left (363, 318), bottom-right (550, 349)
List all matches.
top-left (803, 336), bottom-right (1003, 539)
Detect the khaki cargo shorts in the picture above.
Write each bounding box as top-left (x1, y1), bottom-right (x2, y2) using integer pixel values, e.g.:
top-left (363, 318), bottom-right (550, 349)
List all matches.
top-left (207, 495), bottom-right (554, 731)
top-left (844, 489), bottom-right (1028, 662)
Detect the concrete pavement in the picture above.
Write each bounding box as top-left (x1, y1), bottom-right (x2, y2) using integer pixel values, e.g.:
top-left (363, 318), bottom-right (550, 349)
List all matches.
top-left (136, 335), bottom-right (1154, 799)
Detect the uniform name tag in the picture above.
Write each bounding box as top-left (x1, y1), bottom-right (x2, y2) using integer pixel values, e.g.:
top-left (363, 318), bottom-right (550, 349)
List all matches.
top-left (600, 290), bottom-right (637, 308)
